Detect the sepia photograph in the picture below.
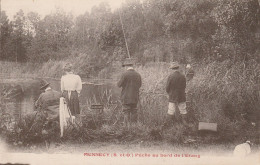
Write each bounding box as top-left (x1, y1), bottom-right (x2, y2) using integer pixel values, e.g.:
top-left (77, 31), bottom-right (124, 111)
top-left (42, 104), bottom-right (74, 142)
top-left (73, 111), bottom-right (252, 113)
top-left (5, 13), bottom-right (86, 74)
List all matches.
top-left (0, 0), bottom-right (259, 164)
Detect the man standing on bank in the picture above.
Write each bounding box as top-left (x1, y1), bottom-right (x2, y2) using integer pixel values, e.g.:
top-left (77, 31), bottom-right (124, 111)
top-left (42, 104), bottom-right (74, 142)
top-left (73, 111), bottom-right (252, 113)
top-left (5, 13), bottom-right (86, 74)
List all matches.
top-left (162, 62), bottom-right (189, 130)
top-left (117, 59), bottom-right (142, 128)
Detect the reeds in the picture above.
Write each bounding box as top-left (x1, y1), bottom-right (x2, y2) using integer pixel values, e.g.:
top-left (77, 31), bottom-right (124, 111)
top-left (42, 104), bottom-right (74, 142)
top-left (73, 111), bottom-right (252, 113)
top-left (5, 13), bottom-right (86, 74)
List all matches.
top-left (134, 60), bottom-right (259, 143)
top-left (1, 60), bottom-right (259, 146)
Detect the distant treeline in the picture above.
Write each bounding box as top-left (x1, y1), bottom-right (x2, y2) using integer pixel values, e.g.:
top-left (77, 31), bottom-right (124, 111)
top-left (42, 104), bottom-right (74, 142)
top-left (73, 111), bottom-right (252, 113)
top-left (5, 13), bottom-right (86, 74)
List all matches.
top-left (0, 0), bottom-right (259, 66)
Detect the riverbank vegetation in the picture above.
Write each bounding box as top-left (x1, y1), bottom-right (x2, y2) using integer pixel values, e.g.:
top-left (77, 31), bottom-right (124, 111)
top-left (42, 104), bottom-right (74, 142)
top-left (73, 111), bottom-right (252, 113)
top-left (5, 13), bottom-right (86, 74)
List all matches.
top-left (0, 0), bottom-right (260, 147)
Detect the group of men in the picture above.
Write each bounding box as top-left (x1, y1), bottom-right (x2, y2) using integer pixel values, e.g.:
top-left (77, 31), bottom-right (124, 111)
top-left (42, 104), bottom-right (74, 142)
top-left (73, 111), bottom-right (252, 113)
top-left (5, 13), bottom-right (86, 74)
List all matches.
top-left (34, 60), bottom-right (194, 132)
top-left (118, 59), bottom-right (194, 129)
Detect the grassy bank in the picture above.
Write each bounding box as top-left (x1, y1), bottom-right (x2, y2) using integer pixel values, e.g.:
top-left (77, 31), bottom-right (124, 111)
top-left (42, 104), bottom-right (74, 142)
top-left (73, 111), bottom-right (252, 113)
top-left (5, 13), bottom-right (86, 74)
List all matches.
top-left (0, 53), bottom-right (106, 79)
top-left (0, 61), bottom-right (65, 78)
top-left (0, 60), bottom-right (259, 146)
top-left (133, 60), bottom-right (260, 143)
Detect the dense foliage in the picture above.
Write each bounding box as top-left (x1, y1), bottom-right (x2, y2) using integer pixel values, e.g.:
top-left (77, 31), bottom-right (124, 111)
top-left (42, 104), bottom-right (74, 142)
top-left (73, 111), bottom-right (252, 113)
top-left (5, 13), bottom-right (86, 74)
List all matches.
top-left (0, 0), bottom-right (259, 68)
top-left (0, 0), bottom-right (259, 147)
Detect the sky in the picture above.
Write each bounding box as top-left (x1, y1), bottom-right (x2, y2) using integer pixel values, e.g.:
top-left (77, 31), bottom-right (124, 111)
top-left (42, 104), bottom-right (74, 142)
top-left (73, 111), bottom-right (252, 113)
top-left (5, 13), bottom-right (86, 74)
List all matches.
top-left (1, 0), bottom-right (124, 19)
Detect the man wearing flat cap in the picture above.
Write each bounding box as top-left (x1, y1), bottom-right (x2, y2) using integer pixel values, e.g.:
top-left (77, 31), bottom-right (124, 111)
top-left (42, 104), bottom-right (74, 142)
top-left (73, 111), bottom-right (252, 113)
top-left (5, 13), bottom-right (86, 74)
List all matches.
top-left (162, 62), bottom-right (189, 130)
top-left (117, 58), bottom-right (142, 128)
top-left (35, 80), bottom-right (60, 121)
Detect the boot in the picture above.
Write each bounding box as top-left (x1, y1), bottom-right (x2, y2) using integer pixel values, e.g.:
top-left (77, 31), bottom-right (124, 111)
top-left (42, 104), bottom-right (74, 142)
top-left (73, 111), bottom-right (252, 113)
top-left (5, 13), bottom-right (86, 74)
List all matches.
top-left (161, 114), bottom-right (174, 131)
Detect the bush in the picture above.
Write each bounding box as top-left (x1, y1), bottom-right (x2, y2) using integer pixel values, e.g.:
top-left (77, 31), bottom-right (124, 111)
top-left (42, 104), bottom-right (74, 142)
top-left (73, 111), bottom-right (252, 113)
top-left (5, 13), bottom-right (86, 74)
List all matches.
top-left (187, 60), bottom-right (259, 140)
top-left (1, 60), bottom-right (259, 146)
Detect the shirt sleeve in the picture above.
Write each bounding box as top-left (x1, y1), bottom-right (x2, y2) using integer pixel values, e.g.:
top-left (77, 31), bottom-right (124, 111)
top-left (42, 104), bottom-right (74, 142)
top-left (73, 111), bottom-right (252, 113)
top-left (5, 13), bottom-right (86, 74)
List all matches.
top-left (76, 75), bottom-right (82, 94)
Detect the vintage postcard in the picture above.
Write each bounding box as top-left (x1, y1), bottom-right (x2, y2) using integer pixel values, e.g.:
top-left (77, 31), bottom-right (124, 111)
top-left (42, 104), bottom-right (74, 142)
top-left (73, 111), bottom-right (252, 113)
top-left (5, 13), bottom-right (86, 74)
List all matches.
top-left (0, 0), bottom-right (259, 164)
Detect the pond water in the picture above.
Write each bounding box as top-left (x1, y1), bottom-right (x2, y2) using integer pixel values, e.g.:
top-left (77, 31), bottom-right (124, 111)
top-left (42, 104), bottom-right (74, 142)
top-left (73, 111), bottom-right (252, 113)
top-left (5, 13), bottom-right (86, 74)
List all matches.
top-left (0, 78), bottom-right (121, 121)
top-left (46, 78), bottom-right (121, 111)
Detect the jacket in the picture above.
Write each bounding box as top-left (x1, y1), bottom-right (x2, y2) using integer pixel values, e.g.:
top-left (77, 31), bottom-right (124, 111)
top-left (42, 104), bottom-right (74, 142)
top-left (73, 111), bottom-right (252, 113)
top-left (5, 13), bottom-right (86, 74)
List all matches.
top-left (117, 69), bottom-right (142, 104)
top-left (35, 88), bottom-right (61, 119)
top-left (166, 70), bottom-right (186, 103)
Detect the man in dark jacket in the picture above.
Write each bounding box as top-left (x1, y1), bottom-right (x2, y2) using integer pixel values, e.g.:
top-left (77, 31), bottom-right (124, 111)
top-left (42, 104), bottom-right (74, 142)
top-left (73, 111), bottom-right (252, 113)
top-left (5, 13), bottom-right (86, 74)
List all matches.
top-left (162, 62), bottom-right (189, 130)
top-left (35, 80), bottom-right (60, 121)
top-left (117, 59), bottom-right (142, 127)
top-left (30, 80), bottom-right (60, 140)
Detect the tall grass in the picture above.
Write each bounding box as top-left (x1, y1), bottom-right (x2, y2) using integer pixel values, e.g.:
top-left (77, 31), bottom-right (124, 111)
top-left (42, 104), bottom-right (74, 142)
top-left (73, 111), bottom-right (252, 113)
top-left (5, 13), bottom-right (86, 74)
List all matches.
top-left (135, 63), bottom-right (170, 126)
top-left (133, 60), bottom-right (259, 142)
top-left (0, 61), bottom-right (65, 78)
top-left (0, 61), bottom-right (40, 78)
top-left (1, 60), bottom-right (259, 144)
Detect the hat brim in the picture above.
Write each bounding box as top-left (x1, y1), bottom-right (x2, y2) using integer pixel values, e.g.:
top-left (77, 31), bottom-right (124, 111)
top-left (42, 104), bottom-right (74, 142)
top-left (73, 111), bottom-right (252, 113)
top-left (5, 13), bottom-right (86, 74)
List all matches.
top-left (40, 83), bottom-right (50, 90)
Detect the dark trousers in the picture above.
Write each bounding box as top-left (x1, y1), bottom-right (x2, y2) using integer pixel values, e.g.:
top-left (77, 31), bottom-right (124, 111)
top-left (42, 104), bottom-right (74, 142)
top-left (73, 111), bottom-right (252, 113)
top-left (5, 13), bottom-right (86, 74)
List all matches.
top-left (123, 103), bottom-right (138, 123)
top-left (62, 91), bottom-right (80, 115)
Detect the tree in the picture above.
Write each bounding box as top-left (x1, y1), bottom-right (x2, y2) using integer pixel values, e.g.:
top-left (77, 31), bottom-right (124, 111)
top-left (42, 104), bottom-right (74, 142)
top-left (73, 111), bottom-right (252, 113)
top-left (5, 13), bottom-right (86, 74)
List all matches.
top-left (12, 9), bottom-right (27, 62)
top-left (143, 0), bottom-right (164, 39)
top-left (72, 12), bottom-right (90, 47)
top-left (212, 0), bottom-right (260, 62)
top-left (27, 8), bottom-right (74, 62)
top-left (0, 11), bottom-right (13, 61)
top-left (26, 12), bottom-right (40, 37)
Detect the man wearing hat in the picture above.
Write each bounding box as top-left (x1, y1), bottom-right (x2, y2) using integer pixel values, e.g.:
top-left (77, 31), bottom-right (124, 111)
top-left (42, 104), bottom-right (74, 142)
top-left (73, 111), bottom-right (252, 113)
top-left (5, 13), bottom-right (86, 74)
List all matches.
top-left (35, 80), bottom-right (60, 121)
top-left (162, 62), bottom-right (189, 130)
top-left (117, 58), bottom-right (142, 128)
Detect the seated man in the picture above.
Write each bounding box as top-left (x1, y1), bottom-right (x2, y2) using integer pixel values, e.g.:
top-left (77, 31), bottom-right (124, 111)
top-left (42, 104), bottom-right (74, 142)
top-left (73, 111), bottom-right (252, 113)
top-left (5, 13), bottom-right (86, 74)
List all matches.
top-left (35, 80), bottom-right (60, 121)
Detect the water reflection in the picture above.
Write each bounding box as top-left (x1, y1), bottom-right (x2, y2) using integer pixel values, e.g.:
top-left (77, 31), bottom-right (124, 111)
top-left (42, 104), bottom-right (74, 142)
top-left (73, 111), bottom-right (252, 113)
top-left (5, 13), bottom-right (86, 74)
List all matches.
top-left (1, 78), bottom-right (121, 122)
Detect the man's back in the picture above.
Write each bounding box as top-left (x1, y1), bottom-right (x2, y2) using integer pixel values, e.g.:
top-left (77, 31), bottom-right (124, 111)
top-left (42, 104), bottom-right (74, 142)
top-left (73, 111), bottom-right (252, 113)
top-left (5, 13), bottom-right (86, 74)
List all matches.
top-left (166, 71), bottom-right (186, 103)
top-left (36, 89), bottom-right (60, 119)
top-left (40, 89), bottom-right (60, 104)
top-left (118, 69), bottom-right (142, 104)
